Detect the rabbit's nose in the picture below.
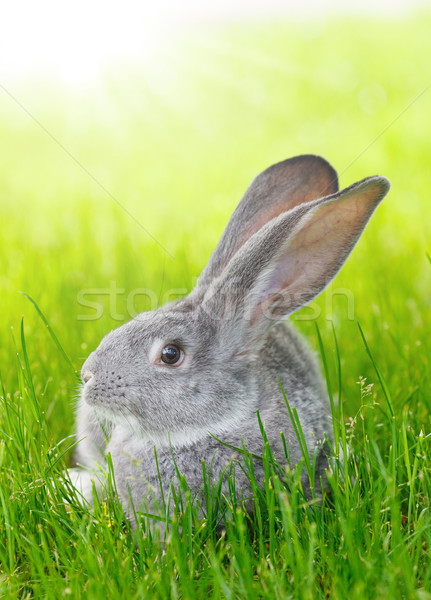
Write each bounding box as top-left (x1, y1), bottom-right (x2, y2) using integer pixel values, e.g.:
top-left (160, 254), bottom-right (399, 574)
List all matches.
top-left (82, 372), bottom-right (92, 384)
top-left (81, 352), bottom-right (96, 383)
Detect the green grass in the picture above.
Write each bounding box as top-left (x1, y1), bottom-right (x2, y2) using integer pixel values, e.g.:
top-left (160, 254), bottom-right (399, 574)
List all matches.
top-left (1, 12), bottom-right (431, 599)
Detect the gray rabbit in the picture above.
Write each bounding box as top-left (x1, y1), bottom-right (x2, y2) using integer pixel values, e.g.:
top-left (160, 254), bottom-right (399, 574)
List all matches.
top-left (69, 155), bottom-right (390, 529)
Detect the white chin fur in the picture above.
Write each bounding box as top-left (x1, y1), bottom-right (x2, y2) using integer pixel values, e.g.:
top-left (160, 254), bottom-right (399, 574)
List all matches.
top-left (92, 403), bottom-right (245, 450)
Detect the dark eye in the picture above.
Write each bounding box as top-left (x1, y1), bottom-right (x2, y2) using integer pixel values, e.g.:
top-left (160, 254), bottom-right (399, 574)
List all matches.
top-left (161, 344), bottom-right (183, 365)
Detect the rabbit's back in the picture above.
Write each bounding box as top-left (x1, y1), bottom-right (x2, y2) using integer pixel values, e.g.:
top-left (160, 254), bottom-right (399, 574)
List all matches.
top-left (258, 320), bottom-right (327, 406)
top-left (255, 321), bottom-right (332, 460)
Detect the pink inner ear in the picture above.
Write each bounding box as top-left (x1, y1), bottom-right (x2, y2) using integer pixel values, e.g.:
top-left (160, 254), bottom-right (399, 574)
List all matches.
top-left (250, 180), bottom-right (386, 323)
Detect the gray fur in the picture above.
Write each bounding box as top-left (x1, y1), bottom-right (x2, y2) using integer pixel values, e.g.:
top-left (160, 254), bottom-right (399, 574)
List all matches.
top-left (71, 155), bottom-right (390, 530)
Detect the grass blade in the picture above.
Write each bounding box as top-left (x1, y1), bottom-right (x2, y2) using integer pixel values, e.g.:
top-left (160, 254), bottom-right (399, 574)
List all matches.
top-left (19, 291), bottom-right (77, 377)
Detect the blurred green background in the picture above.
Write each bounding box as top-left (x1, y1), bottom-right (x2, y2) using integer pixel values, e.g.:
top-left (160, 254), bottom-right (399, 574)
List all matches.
top-left (0, 13), bottom-right (430, 446)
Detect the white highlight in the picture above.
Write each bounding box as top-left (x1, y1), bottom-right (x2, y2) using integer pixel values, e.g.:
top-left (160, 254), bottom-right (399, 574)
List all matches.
top-left (0, 0), bottom-right (426, 85)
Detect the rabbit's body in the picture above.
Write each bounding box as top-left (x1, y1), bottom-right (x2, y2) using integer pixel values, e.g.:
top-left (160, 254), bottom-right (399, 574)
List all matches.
top-left (106, 321), bottom-right (329, 525)
top-left (71, 155), bottom-right (390, 530)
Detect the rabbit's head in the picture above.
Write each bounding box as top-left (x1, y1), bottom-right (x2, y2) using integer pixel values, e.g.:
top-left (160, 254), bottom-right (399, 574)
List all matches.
top-left (81, 155), bottom-right (390, 446)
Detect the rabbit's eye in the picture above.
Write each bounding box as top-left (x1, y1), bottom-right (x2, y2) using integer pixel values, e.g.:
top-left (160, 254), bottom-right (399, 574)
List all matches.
top-left (161, 344), bottom-right (183, 365)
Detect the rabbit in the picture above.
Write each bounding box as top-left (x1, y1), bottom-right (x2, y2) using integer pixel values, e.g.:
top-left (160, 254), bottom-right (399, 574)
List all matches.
top-left (69, 154), bottom-right (390, 530)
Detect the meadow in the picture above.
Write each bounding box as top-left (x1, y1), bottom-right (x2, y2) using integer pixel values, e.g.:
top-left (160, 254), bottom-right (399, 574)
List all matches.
top-left (0, 13), bottom-right (430, 599)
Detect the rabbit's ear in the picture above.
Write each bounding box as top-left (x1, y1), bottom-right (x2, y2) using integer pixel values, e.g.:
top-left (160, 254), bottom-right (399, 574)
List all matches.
top-left (197, 155), bottom-right (338, 288)
top-left (204, 176), bottom-right (390, 340)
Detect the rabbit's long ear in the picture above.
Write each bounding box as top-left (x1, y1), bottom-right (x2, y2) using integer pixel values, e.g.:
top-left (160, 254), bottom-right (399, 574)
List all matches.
top-left (197, 155), bottom-right (338, 288)
top-left (203, 175), bottom-right (390, 340)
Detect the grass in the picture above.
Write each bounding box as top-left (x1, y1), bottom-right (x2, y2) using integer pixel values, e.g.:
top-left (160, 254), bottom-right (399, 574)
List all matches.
top-left (1, 12), bottom-right (431, 599)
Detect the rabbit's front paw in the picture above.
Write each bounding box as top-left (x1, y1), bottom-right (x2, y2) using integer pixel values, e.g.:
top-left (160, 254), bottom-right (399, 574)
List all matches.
top-left (66, 467), bottom-right (107, 506)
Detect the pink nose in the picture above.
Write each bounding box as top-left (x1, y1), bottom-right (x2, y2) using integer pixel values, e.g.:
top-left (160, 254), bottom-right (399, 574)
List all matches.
top-left (82, 372), bottom-right (92, 384)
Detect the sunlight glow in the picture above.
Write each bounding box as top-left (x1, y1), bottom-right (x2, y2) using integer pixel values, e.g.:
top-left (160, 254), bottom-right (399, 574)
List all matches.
top-left (0, 1), bottom-right (170, 84)
top-left (0, 0), bottom-right (426, 86)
